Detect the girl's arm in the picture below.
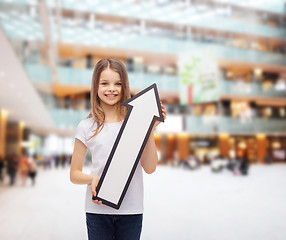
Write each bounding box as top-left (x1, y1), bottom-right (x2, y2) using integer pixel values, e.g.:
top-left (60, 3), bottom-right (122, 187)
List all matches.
top-left (140, 128), bottom-right (159, 174)
top-left (141, 103), bottom-right (167, 174)
top-left (70, 139), bottom-right (103, 205)
top-left (70, 139), bottom-right (91, 184)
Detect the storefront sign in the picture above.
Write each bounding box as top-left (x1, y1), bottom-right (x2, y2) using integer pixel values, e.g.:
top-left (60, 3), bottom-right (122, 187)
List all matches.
top-left (179, 48), bottom-right (219, 104)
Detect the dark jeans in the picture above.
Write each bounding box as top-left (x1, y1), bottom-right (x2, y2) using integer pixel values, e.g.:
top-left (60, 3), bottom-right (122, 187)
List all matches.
top-left (86, 213), bottom-right (143, 240)
top-left (9, 170), bottom-right (17, 185)
top-left (0, 163), bottom-right (3, 182)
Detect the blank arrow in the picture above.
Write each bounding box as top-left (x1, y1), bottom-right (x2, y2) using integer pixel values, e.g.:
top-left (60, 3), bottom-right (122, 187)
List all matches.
top-left (93, 83), bottom-right (164, 209)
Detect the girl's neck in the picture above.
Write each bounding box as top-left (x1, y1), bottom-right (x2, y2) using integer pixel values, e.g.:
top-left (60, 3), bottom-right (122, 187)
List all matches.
top-left (101, 103), bottom-right (122, 123)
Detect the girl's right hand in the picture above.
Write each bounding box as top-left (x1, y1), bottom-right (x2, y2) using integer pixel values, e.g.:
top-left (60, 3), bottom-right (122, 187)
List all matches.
top-left (91, 176), bottom-right (107, 206)
top-left (91, 175), bottom-right (103, 205)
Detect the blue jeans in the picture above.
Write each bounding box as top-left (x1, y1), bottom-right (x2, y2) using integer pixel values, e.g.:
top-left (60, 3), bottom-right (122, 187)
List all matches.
top-left (86, 213), bottom-right (143, 240)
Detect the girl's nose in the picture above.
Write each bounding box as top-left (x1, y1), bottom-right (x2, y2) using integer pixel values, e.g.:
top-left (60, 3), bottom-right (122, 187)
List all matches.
top-left (108, 85), bottom-right (115, 91)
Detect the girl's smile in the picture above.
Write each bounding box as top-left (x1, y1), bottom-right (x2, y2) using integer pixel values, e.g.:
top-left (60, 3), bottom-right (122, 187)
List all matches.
top-left (105, 94), bottom-right (118, 98)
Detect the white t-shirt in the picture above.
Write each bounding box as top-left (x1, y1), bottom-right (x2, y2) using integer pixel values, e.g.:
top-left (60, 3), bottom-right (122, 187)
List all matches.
top-left (75, 117), bottom-right (144, 215)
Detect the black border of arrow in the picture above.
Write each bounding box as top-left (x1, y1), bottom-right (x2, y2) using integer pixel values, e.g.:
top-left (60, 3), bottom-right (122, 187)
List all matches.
top-left (93, 83), bottom-right (164, 209)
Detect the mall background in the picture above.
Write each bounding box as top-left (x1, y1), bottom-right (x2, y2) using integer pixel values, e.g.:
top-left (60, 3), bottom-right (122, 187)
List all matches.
top-left (0, 1), bottom-right (286, 240)
top-left (0, 0), bottom-right (286, 168)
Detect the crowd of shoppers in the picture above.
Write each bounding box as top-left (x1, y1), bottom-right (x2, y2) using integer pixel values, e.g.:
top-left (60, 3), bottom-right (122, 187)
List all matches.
top-left (0, 153), bottom-right (37, 186)
top-left (171, 152), bottom-right (251, 176)
top-left (0, 153), bottom-right (71, 187)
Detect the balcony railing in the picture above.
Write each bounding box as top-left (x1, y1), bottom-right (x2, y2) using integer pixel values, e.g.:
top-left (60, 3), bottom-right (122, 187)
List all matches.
top-left (1, 14), bottom-right (286, 66)
top-left (185, 115), bottom-right (286, 134)
top-left (49, 108), bottom-right (286, 134)
top-left (58, 66), bottom-right (93, 85)
top-left (25, 63), bottom-right (286, 98)
top-left (52, 1), bottom-right (286, 39)
top-left (219, 79), bottom-right (286, 98)
top-left (49, 108), bottom-right (90, 129)
top-left (24, 63), bottom-right (52, 83)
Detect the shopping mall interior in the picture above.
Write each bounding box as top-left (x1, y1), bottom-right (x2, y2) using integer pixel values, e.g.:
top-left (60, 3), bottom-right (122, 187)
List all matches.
top-left (0, 1), bottom-right (286, 240)
top-left (0, 0), bottom-right (286, 166)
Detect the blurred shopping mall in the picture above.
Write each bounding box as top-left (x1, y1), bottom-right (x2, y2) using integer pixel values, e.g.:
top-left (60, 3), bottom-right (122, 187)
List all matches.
top-left (0, 0), bottom-right (286, 166)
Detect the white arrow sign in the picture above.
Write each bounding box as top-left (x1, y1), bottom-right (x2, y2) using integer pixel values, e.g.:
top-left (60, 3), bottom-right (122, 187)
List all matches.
top-left (93, 83), bottom-right (164, 209)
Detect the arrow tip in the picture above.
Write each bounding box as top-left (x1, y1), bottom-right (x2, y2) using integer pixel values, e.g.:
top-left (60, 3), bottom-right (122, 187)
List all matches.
top-left (123, 84), bottom-right (164, 122)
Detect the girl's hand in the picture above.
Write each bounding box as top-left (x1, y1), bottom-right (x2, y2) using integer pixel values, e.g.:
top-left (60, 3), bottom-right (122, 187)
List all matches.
top-left (154, 102), bottom-right (167, 128)
top-left (91, 175), bottom-right (106, 206)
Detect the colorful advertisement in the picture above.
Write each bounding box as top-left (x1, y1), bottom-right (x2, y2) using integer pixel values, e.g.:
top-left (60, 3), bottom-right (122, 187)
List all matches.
top-left (179, 48), bottom-right (219, 105)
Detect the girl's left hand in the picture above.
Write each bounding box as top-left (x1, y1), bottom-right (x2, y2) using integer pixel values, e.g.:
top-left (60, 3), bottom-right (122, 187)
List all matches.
top-left (154, 102), bottom-right (167, 128)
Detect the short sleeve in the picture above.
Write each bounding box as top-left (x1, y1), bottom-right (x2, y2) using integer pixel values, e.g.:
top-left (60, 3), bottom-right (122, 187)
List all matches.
top-left (75, 120), bottom-right (88, 147)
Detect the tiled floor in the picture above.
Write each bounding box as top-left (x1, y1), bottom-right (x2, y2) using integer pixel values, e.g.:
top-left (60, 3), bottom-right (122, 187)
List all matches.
top-left (0, 164), bottom-right (286, 240)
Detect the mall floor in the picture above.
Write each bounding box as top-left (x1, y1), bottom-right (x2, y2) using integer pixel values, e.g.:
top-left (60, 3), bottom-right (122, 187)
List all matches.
top-left (0, 163), bottom-right (285, 240)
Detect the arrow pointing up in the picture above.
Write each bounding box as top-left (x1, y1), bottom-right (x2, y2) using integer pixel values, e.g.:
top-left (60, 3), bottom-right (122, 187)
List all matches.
top-left (93, 84), bottom-right (164, 209)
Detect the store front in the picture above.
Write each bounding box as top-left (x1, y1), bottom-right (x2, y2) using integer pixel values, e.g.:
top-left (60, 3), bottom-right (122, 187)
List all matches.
top-left (268, 137), bottom-right (286, 162)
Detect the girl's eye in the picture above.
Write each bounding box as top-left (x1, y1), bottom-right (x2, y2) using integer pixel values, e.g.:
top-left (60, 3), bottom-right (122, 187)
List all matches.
top-left (101, 82), bottom-right (108, 85)
top-left (116, 83), bottom-right (122, 86)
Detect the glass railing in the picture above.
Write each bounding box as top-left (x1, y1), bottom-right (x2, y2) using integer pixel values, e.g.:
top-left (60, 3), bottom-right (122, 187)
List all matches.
top-left (49, 108), bottom-right (90, 129)
top-left (48, 0), bottom-right (286, 39)
top-left (25, 63), bottom-right (286, 98)
top-left (212, 0), bottom-right (286, 15)
top-left (24, 63), bottom-right (179, 91)
top-left (49, 109), bottom-right (286, 134)
top-left (58, 67), bottom-right (178, 90)
top-left (24, 63), bottom-right (52, 83)
top-left (58, 66), bottom-right (93, 85)
top-left (219, 79), bottom-right (286, 98)
top-left (60, 28), bottom-right (285, 65)
top-left (56, 29), bottom-right (286, 66)
top-left (1, 12), bottom-right (285, 66)
top-left (128, 72), bottom-right (179, 91)
top-left (216, 46), bottom-right (286, 66)
top-left (185, 115), bottom-right (286, 134)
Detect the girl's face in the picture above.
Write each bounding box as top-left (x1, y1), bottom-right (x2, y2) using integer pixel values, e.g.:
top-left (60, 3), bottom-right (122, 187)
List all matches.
top-left (98, 68), bottom-right (122, 107)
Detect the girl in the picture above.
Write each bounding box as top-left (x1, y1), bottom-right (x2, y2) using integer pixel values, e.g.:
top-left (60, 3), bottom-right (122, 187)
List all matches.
top-left (70, 58), bottom-right (166, 240)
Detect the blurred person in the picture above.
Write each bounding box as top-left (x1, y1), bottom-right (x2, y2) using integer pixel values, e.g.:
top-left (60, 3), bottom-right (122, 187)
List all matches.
top-left (19, 153), bottom-right (29, 186)
top-left (22, 40), bottom-right (31, 63)
top-left (0, 154), bottom-right (4, 183)
top-left (43, 155), bottom-right (52, 169)
top-left (70, 58), bottom-right (166, 240)
top-left (203, 152), bottom-right (211, 165)
top-left (226, 156), bottom-right (236, 172)
top-left (61, 154), bottom-right (68, 168)
top-left (36, 153), bottom-right (43, 166)
top-left (172, 150), bottom-right (180, 167)
top-left (7, 153), bottom-right (19, 186)
top-left (55, 154), bottom-right (60, 168)
top-left (28, 155), bottom-right (38, 186)
top-left (210, 155), bottom-right (224, 173)
top-left (264, 153), bottom-right (272, 164)
top-left (232, 156), bottom-right (249, 176)
top-left (239, 156), bottom-right (249, 176)
top-left (183, 153), bottom-right (201, 170)
top-left (68, 154), bottom-right (72, 165)
top-left (232, 157), bottom-right (241, 176)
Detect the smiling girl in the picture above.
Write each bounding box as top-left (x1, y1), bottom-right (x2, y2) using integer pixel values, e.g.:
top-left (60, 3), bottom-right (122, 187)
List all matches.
top-left (70, 58), bottom-right (166, 240)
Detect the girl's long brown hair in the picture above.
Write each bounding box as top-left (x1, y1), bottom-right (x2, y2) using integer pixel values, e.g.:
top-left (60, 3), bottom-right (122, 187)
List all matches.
top-left (88, 58), bottom-right (131, 139)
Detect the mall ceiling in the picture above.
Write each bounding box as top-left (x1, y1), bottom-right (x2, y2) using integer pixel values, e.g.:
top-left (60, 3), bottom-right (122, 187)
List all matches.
top-left (0, 26), bottom-right (55, 135)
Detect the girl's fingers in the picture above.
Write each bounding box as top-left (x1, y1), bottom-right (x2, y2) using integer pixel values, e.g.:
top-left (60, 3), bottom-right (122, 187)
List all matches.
top-left (92, 192), bottom-right (96, 198)
top-left (92, 199), bottom-right (103, 205)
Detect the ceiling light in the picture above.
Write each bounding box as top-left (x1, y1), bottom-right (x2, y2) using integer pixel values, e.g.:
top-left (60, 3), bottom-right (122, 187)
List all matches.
top-left (256, 134), bottom-right (265, 139)
top-left (1, 109), bottom-right (8, 117)
top-left (20, 121), bottom-right (25, 128)
top-left (254, 68), bottom-right (262, 76)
